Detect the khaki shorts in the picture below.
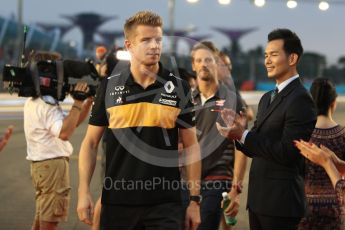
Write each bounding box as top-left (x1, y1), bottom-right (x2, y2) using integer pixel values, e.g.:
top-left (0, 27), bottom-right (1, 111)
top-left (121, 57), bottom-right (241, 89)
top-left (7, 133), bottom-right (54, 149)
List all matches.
top-left (31, 157), bottom-right (71, 222)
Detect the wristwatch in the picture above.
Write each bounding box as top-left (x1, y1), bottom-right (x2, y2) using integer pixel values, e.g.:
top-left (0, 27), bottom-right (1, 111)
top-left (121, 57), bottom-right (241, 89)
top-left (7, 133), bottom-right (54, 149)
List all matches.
top-left (189, 195), bottom-right (202, 204)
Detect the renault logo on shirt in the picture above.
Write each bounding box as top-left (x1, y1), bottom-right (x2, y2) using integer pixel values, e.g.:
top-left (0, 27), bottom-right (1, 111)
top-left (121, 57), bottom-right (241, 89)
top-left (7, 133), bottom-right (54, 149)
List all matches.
top-left (164, 81), bottom-right (175, 94)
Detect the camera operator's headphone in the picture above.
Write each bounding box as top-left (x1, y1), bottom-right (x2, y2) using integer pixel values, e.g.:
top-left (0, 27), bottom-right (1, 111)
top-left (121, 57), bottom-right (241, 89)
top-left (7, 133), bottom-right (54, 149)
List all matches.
top-left (28, 51), bottom-right (66, 101)
top-left (29, 60), bottom-right (65, 102)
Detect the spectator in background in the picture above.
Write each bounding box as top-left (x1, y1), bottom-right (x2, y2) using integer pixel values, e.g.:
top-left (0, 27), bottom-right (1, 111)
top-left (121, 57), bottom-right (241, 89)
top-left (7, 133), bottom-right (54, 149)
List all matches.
top-left (95, 46), bottom-right (107, 60)
top-left (99, 52), bottom-right (118, 77)
top-left (294, 141), bottom-right (345, 224)
top-left (179, 68), bottom-right (197, 92)
top-left (95, 46), bottom-right (108, 74)
top-left (217, 52), bottom-right (254, 122)
top-left (297, 78), bottom-right (345, 230)
top-left (0, 126), bottom-right (13, 152)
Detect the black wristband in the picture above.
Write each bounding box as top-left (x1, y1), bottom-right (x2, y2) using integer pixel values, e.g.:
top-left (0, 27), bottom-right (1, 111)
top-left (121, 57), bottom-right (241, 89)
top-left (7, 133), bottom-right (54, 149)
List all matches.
top-left (190, 195), bottom-right (202, 204)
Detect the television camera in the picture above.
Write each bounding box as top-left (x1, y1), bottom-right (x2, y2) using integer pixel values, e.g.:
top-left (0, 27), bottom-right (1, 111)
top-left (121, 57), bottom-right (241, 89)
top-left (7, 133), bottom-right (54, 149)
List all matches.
top-left (1, 25), bottom-right (100, 101)
top-left (2, 59), bottom-right (99, 101)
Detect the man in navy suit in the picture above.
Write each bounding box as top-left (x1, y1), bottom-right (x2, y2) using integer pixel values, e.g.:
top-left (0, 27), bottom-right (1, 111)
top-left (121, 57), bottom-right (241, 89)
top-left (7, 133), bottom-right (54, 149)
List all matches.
top-left (217, 28), bottom-right (317, 230)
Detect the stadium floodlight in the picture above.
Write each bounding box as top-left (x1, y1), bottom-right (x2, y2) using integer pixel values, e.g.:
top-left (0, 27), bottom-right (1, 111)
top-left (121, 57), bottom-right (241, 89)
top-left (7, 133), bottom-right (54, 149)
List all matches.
top-left (319, 1), bottom-right (329, 11)
top-left (218, 0), bottom-right (231, 5)
top-left (186, 0), bottom-right (199, 3)
top-left (254, 0), bottom-right (266, 8)
top-left (287, 0), bottom-right (298, 9)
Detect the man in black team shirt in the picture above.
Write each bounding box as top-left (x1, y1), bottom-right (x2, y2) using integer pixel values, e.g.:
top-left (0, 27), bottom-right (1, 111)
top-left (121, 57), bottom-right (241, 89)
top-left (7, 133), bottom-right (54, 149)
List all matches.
top-left (184, 41), bottom-right (247, 230)
top-left (77, 11), bottom-right (201, 230)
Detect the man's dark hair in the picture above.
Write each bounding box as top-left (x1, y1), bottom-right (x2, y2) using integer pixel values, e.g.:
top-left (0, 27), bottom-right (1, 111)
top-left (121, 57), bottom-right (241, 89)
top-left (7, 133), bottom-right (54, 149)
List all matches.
top-left (105, 53), bottom-right (118, 76)
top-left (310, 78), bottom-right (337, 116)
top-left (268, 28), bottom-right (303, 61)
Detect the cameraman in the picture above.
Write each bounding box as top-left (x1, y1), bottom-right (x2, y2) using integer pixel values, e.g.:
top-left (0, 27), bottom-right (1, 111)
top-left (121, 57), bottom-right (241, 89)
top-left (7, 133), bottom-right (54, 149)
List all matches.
top-left (24, 82), bottom-right (92, 230)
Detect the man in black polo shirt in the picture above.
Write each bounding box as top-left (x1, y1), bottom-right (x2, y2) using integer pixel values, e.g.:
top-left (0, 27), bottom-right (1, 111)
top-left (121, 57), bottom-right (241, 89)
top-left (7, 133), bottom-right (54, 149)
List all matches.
top-left (186, 41), bottom-right (247, 230)
top-left (77, 11), bottom-right (201, 230)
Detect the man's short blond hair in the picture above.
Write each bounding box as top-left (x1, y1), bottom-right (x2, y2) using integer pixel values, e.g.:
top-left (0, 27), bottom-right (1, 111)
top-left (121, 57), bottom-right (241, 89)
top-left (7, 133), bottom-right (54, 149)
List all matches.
top-left (191, 41), bottom-right (219, 62)
top-left (124, 11), bottom-right (163, 40)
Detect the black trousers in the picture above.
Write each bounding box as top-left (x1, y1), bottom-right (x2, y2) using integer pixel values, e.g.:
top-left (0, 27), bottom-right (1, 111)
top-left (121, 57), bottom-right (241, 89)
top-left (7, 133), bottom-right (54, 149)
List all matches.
top-left (249, 209), bottom-right (301, 230)
top-left (100, 202), bottom-right (183, 230)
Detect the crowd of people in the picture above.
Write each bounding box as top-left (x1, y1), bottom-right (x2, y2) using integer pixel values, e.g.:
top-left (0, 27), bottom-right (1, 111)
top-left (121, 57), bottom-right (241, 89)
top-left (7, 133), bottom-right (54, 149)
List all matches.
top-left (1, 10), bottom-right (345, 230)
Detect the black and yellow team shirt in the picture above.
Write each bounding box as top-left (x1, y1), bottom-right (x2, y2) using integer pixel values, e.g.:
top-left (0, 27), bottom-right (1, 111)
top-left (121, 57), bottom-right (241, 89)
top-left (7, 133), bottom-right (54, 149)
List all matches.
top-left (89, 63), bottom-right (195, 205)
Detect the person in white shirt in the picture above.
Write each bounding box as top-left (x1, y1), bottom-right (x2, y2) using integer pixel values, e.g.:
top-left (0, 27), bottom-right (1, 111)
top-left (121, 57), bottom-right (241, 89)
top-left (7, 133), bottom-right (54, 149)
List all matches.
top-left (24, 81), bottom-right (92, 230)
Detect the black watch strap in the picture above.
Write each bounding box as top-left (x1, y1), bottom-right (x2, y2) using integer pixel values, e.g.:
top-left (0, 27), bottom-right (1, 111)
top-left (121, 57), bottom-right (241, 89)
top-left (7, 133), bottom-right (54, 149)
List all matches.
top-left (190, 195), bottom-right (202, 204)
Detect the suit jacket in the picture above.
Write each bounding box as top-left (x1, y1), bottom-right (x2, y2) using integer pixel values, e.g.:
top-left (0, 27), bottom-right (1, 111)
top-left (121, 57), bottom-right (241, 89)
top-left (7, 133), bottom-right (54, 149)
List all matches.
top-left (237, 78), bottom-right (316, 218)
